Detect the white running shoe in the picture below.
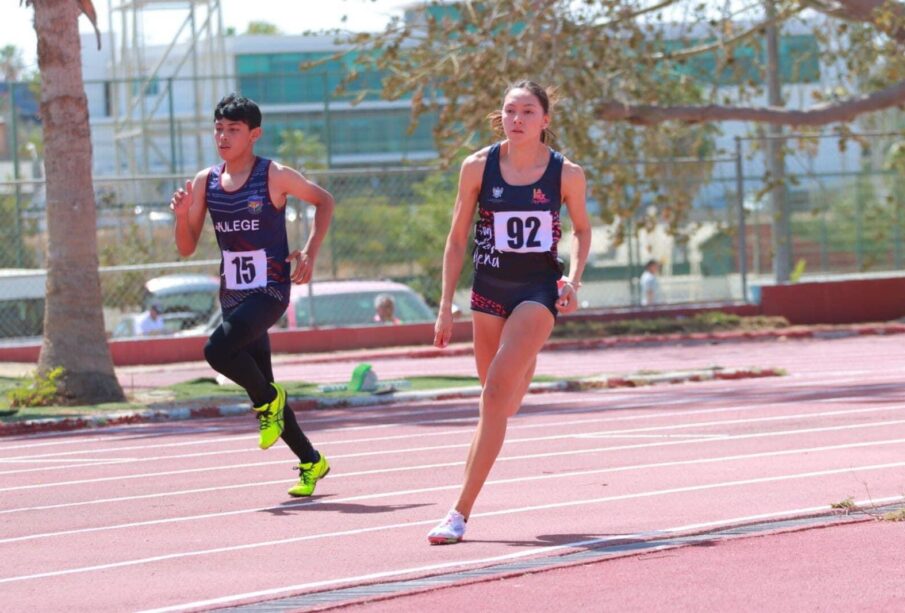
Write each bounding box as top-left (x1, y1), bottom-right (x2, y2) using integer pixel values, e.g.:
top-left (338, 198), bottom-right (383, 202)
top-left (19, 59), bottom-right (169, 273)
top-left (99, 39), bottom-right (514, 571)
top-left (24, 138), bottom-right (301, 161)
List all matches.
top-left (427, 509), bottom-right (466, 545)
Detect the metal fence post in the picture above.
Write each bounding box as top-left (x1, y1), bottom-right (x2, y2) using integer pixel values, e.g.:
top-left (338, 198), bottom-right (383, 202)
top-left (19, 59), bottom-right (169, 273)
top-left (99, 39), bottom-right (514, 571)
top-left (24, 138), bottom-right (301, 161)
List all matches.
top-left (895, 178), bottom-right (903, 268)
top-left (10, 83), bottom-right (23, 267)
top-left (322, 72), bottom-right (338, 280)
top-left (855, 177), bottom-right (864, 270)
top-left (167, 77), bottom-right (177, 175)
top-left (735, 137), bottom-right (748, 302)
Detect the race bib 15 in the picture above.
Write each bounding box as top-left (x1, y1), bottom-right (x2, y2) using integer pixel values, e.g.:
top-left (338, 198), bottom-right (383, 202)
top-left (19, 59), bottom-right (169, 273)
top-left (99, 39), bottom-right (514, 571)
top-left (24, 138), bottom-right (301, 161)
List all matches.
top-left (223, 249), bottom-right (267, 290)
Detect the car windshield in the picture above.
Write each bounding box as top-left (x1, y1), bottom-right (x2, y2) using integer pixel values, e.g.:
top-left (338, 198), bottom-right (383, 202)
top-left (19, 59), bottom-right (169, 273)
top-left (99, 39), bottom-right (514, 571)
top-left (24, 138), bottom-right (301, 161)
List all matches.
top-left (294, 290), bottom-right (433, 327)
top-left (146, 292), bottom-right (217, 314)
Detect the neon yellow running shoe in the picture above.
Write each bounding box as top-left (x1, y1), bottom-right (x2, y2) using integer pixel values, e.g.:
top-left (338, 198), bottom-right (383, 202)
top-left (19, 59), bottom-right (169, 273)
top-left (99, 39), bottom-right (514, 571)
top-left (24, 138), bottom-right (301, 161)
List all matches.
top-left (253, 382), bottom-right (286, 450)
top-left (288, 453), bottom-right (330, 497)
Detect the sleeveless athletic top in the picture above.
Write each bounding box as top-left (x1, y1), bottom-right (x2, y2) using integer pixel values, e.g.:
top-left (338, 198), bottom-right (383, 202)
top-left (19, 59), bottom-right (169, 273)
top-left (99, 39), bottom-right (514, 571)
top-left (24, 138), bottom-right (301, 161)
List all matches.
top-left (206, 156), bottom-right (290, 311)
top-left (473, 142), bottom-right (564, 282)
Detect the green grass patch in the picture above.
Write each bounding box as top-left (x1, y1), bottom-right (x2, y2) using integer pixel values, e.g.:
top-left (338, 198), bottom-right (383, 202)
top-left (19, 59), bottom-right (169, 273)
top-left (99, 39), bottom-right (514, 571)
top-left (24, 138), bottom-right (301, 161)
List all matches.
top-left (404, 375), bottom-right (481, 390)
top-left (0, 373), bottom-right (493, 423)
top-left (166, 375), bottom-right (484, 399)
top-left (552, 312), bottom-right (790, 339)
top-left (0, 377), bottom-right (19, 413)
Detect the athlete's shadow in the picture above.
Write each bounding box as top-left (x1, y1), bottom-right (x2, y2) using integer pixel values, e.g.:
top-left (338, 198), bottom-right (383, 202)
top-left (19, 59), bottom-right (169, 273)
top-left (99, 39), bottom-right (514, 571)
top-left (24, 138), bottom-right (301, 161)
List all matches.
top-left (472, 532), bottom-right (646, 550)
top-left (262, 498), bottom-right (431, 516)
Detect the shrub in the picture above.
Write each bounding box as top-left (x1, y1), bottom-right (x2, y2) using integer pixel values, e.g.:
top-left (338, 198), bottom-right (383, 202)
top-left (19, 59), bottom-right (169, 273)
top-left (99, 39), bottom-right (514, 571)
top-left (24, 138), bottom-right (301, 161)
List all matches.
top-left (7, 367), bottom-right (65, 407)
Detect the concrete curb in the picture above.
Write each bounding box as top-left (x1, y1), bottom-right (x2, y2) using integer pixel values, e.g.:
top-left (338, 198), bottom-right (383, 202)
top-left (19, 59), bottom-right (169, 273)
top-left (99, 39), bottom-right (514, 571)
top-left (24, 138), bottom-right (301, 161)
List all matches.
top-left (541, 322), bottom-right (905, 354)
top-left (0, 366), bottom-right (782, 437)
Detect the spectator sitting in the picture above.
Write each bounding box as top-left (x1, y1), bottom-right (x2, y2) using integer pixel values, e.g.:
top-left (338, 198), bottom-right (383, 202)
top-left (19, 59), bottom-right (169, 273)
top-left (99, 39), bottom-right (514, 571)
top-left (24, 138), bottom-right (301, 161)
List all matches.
top-left (137, 303), bottom-right (167, 336)
top-left (373, 294), bottom-right (401, 325)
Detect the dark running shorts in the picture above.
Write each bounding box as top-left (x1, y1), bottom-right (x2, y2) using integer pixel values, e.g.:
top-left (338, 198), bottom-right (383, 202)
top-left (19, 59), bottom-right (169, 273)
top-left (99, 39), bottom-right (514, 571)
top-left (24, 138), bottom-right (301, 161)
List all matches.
top-left (470, 274), bottom-right (559, 319)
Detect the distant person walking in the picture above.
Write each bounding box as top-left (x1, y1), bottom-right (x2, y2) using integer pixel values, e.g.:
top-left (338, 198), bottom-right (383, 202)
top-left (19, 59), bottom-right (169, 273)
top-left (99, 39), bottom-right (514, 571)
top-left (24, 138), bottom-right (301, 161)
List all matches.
top-left (640, 259), bottom-right (662, 306)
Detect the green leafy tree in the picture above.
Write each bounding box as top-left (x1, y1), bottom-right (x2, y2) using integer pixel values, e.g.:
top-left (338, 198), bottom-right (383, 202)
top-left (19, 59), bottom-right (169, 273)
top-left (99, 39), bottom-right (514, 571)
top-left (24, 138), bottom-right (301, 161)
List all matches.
top-left (328, 193), bottom-right (410, 276)
top-left (0, 193), bottom-right (35, 267)
top-left (405, 170), bottom-right (458, 303)
top-left (342, 0), bottom-right (905, 280)
top-left (0, 44), bottom-right (25, 81)
top-left (277, 129), bottom-right (327, 172)
top-left (245, 21), bottom-right (281, 35)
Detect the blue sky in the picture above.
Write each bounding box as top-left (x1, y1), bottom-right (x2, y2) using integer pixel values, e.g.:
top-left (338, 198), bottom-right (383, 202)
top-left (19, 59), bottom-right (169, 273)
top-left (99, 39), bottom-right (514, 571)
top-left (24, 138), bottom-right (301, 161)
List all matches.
top-left (2, 0), bottom-right (412, 73)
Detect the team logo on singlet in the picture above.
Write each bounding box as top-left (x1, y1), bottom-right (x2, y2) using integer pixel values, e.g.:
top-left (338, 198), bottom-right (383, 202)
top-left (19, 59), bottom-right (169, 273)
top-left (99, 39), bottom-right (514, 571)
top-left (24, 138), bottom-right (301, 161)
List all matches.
top-left (492, 186), bottom-right (504, 200)
top-left (532, 188), bottom-right (550, 205)
top-left (247, 198), bottom-right (264, 215)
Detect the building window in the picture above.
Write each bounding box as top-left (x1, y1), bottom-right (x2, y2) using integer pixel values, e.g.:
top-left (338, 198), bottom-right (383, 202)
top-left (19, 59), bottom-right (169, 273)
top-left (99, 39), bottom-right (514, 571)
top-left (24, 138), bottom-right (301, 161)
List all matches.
top-left (130, 77), bottom-right (160, 98)
top-left (235, 52), bottom-right (386, 104)
top-left (103, 81), bottom-right (113, 117)
top-left (667, 33), bottom-right (820, 86)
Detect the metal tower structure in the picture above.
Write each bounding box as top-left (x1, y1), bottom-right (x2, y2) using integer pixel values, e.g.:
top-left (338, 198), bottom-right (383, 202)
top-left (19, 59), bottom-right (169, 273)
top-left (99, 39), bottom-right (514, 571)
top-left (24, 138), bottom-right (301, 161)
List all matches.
top-left (106, 0), bottom-right (229, 177)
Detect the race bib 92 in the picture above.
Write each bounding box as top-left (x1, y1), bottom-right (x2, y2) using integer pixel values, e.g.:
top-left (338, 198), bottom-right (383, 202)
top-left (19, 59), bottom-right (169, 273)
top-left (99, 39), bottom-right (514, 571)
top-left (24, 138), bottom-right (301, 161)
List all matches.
top-left (493, 211), bottom-right (553, 253)
top-left (223, 249), bottom-right (267, 290)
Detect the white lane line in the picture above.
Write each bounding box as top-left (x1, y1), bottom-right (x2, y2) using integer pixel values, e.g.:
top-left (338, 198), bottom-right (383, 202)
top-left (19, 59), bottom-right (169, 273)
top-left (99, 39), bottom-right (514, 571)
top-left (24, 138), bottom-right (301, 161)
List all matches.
top-left (574, 433), bottom-right (732, 439)
top-left (0, 398), bottom-right (596, 462)
top-left (3, 435), bottom-right (904, 544)
top-left (0, 368), bottom-right (893, 459)
top-left (1, 367), bottom-right (895, 457)
top-left (0, 458), bottom-right (139, 464)
top-left (0, 391), bottom-right (590, 449)
top-left (6, 421), bottom-right (904, 517)
top-left (0, 423), bottom-right (231, 451)
top-left (0, 394), bottom-right (571, 459)
top-left (135, 492), bottom-right (905, 613)
top-left (2, 461), bottom-right (904, 586)
top-left (0, 392), bottom-right (652, 459)
top-left (3, 396), bottom-right (903, 477)
top-left (3, 411), bottom-right (905, 495)
top-left (0, 349), bottom-right (897, 442)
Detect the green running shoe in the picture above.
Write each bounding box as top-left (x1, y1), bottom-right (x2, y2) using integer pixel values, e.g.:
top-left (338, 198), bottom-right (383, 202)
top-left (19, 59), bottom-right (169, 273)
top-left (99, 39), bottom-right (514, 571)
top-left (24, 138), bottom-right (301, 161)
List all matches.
top-left (253, 382), bottom-right (286, 450)
top-left (288, 453), bottom-right (330, 497)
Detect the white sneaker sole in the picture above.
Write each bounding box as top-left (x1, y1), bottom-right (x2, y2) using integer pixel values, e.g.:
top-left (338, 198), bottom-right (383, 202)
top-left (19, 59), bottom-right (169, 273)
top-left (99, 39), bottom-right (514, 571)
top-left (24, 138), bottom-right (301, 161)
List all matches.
top-left (428, 534), bottom-right (463, 545)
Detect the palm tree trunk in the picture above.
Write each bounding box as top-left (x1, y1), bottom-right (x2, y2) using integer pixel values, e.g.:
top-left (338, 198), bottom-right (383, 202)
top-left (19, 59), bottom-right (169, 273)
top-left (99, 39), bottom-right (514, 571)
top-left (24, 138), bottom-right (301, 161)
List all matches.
top-left (32, 0), bottom-right (124, 404)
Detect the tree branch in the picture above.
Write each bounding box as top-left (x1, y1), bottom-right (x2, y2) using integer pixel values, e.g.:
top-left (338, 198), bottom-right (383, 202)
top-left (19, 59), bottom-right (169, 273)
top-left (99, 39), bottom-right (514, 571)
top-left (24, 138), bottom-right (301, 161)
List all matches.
top-left (653, 5), bottom-right (804, 62)
top-left (596, 78), bottom-right (905, 126)
top-left (607, 0), bottom-right (683, 26)
top-left (807, 0), bottom-right (905, 43)
top-left (800, 0), bottom-right (852, 18)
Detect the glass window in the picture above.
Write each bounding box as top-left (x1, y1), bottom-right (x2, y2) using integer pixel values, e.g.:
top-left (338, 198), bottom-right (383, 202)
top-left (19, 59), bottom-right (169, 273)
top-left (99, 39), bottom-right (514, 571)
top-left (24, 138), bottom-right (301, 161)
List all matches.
top-left (236, 51), bottom-right (391, 105)
top-left (294, 290), bottom-right (433, 327)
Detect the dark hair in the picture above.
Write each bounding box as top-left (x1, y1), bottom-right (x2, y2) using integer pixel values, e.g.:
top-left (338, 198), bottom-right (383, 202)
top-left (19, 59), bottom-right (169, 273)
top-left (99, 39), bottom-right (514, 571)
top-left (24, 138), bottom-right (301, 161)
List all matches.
top-left (487, 80), bottom-right (558, 144)
top-left (645, 259), bottom-right (659, 270)
top-left (214, 93), bottom-right (262, 129)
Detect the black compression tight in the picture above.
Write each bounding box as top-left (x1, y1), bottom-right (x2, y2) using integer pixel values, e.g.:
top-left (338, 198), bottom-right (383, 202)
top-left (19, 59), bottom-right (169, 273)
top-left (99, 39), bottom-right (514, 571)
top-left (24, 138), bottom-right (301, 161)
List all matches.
top-left (204, 293), bottom-right (318, 464)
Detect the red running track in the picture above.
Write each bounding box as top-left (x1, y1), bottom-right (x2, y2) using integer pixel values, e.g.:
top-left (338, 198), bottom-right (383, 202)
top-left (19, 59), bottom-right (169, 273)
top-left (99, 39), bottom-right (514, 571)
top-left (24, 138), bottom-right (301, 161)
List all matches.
top-left (1, 336), bottom-right (904, 611)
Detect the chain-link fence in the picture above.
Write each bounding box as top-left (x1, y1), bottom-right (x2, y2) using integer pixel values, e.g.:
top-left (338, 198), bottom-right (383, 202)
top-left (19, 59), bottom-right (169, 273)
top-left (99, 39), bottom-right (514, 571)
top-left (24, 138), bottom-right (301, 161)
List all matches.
top-left (2, 123), bottom-right (905, 341)
top-left (732, 130), bottom-right (905, 297)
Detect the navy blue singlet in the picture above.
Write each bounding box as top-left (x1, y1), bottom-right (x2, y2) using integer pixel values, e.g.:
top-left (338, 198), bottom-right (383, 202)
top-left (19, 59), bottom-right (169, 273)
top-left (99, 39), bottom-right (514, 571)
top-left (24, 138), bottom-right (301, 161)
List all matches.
top-left (206, 157), bottom-right (290, 311)
top-left (473, 142), bottom-right (564, 282)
